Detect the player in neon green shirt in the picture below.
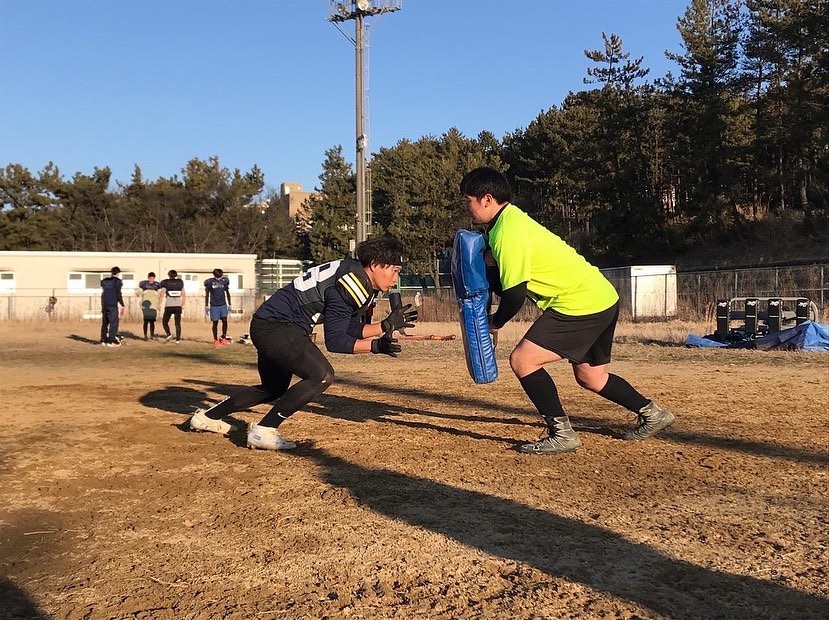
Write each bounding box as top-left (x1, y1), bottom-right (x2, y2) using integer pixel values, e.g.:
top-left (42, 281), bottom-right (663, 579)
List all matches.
top-left (461, 167), bottom-right (675, 455)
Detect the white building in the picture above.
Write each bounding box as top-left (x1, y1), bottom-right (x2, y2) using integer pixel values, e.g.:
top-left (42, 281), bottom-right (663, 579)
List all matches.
top-left (0, 251), bottom-right (258, 321)
top-left (601, 265), bottom-right (678, 320)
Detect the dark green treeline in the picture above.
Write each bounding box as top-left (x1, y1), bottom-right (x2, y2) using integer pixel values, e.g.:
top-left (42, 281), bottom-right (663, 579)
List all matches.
top-left (1, 0), bottom-right (826, 269)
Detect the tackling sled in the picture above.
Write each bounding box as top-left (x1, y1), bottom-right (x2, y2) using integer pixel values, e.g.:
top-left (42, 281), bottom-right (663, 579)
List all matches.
top-left (451, 230), bottom-right (498, 384)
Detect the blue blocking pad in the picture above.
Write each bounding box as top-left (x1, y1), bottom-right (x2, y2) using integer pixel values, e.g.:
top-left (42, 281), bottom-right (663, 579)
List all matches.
top-left (451, 230), bottom-right (498, 384)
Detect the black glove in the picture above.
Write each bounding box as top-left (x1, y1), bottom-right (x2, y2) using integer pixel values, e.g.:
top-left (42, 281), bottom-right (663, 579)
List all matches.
top-left (371, 334), bottom-right (401, 357)
top-left (380, 303), bottom-right (418, 334)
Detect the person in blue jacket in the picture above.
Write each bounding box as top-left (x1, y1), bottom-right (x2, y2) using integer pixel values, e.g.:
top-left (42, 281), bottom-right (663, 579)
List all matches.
top-left (100, 266), bottom-right (124, 346)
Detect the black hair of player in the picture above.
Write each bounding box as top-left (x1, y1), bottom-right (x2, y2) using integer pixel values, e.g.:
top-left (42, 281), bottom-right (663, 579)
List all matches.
top-left (459, 167), bottom-right (512, 204)
top-left (213, 268), bottom-right (223, 278)
top-left (355, 236), bottom-right (404, 268)
top-left (148, 272), bottom-right (156, 278)
top-left (168, 269), bottom-right (178, 278)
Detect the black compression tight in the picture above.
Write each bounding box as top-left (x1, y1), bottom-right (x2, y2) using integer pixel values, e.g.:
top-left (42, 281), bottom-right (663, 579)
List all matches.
top-left (204, 322), bottom-right (334, 427)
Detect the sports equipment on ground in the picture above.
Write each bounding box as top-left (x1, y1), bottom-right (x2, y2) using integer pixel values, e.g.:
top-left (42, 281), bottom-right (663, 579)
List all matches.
top-left (451, 230), bottom-right (498, 384)
top-left (190, 409), bottom-right (239, 435)
top-left (247, 424), bottom-right (297, 451)
top-left (624, 402), bottom-right (675, 440)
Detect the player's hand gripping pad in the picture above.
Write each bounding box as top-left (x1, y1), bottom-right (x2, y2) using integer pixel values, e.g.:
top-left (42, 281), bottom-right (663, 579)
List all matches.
top-left (451, 230), bottom-right (498, 384)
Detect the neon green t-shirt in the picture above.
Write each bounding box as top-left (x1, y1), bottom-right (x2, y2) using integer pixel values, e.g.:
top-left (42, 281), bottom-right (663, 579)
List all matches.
top-left (487, 204), bottom-right (619, 315)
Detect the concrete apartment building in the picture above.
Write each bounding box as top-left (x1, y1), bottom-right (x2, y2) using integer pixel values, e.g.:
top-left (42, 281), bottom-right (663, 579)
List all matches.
top-left (280, 182), bottom-right (318, 220)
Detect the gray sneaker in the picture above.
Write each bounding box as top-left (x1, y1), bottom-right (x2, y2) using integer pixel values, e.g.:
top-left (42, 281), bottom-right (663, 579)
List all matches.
top-left (624, 401), bottom-right (675, 440)
top-left (518, 416), bottom-right (582, 455)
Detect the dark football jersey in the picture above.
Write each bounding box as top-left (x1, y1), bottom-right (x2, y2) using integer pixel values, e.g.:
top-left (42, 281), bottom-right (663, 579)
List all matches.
top-left (254, 259), bottom-right (376, 352)
top-left (159, 278), bottom-right (185, 307)
top-left (204, 276), bottom-right (230, 306)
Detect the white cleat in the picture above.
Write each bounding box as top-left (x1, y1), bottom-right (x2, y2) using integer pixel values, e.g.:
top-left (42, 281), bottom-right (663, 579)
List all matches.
top-left (189, 409), bottom-right (239, 435)
top-left (247, 424), bottom-right (297, 451)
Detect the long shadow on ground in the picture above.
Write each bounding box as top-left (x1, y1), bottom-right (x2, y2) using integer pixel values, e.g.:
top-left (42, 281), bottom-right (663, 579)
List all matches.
top-left (0, 576), bottom-right (50, 620)
top-left (139, 375), bottom-right (828, 465)
top-left (336, 375), bottom-right (829, 465)
top-left (302, 446), bottom-right (827, 620)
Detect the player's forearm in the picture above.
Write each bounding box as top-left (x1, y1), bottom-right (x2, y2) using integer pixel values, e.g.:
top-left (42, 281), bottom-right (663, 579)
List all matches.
top-left (361, 322), bottom-right (385, 339)
top-left (351, 338), bottom-right (374, 354)
top-left (491, 282), bottom-right (528, 328)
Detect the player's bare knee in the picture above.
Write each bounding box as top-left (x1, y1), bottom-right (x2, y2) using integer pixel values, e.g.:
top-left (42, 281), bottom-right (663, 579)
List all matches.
top-left (509, 349), bottom-right (536, 377)
top-left (574, 370), bottom-right (606, 393)
top-left (508, 348), bottom-right (523, 375)
top-left (575, 375), bottom-right (599, 392)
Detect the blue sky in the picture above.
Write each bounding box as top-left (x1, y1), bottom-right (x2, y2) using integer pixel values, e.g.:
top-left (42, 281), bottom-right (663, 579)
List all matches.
top-left (1, 0), bottom-right (690, 195)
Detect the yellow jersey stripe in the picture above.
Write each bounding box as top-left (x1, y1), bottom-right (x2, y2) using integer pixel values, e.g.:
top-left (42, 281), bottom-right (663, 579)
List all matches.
top-left (339, 273), bottom-right (368, 305)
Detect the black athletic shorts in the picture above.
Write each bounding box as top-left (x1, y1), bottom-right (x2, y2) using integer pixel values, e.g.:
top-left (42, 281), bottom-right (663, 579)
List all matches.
top-left (523, 302), bottom-right (619, 366)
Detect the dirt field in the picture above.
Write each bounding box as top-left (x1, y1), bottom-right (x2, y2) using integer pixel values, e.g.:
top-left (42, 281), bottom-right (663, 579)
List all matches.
top-left (2, 320), bottom-right (827, 620)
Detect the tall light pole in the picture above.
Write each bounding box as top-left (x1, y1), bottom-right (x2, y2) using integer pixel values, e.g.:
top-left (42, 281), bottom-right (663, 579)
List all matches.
top-left (329, 1), bottom-right (401, 246)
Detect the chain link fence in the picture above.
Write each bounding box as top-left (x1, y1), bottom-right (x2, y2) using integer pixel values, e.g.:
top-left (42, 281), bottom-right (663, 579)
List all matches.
top-left (401, 263), bottom-right (828, 324)
top-left (0, 289), bottom-right (264, 322)
top-left (2, 263), bottom-right (826, 325)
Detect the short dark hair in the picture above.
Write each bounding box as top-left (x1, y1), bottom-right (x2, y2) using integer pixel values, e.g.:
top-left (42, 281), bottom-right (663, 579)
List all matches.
top-left (355, 236), bottom-right (404, 268)
top-left (213, 268), bottom-right (223, 278)
top-left (148, 272), bottom-right (156, 278)
top-left (459, 167), bottom-right (512, 204)
top-left (111, 266), bottom-right (121, 275)
top-left (168, 269), bottom-right (178, 278)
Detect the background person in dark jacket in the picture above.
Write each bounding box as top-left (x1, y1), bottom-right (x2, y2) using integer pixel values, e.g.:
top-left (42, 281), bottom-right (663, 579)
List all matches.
top-left (100, 266), bottom-right (124, 346)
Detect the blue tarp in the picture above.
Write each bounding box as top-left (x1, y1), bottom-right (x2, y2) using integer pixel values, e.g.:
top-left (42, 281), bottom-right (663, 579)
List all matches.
top-left (686, 321), bottom-right (829, 351)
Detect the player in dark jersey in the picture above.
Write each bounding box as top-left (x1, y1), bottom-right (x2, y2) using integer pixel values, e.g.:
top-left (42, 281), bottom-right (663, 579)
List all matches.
top-left (100, 266), bottom-right (124, 346)
top-left (189, 236), bottom-right (418, 451)
top-left (204, 268), bottom-right (232, 347)
top-left (158, 270), bottom-right (186, 343)
top-left (137, 272), bottom-right (162, 340)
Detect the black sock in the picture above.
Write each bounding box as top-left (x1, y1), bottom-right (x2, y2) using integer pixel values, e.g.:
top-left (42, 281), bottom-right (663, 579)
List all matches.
top-left (204, 388), bottom-right (274, 420)
top-left (518, 369), bottom-right (566, 427)
top-left (257, 410), bottom-right (289, 429)
top-left (597, 374), bottom-right (650, 412)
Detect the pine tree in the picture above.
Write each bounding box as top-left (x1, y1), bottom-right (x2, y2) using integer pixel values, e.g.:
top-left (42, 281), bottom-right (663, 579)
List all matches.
top-left (307, 146), bottom-right (356, 263)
